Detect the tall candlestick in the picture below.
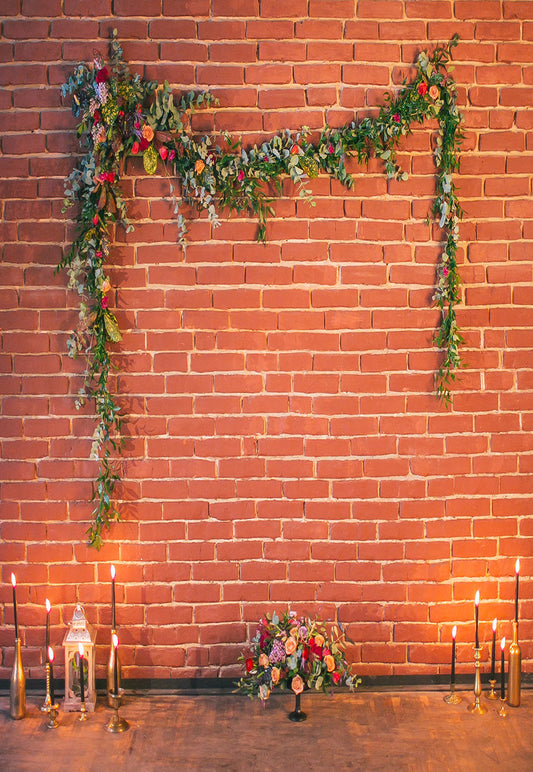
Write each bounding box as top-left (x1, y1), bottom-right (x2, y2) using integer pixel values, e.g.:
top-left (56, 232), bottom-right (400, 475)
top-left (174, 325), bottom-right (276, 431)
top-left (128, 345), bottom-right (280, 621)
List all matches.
top-left (48, 646), bottom-right (55, 705)
top-left (490, 618), bottom-right (497, 681)
top-left (474, 590), bottom-right (480, 648)
top-left (45, 598), bottom-right (51, 664)
top-left (500, 637), bottom-right (506, 699)
top-left (515, 558), bottom-right (520, 624)
top-left (112, 633), bottom-right (119, 696)
top-left (451, 625), bottom-right (456, 685)
top-left (78, 643), bottom-right (85, 705)
top-left (111, 564), bottom-right (116, 630)
top-left (11, 573), bottom-right (18, 640)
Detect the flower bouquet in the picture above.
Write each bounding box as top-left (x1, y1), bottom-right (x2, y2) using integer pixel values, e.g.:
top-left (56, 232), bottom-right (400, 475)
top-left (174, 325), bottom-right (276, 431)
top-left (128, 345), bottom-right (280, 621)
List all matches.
top-left (237, 610), bottom-right (359, 720)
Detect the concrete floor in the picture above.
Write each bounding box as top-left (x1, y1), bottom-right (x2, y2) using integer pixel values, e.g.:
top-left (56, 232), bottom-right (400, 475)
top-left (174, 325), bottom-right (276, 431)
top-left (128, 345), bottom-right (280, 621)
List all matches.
top-left (1, 689), bottom-right (532, 771)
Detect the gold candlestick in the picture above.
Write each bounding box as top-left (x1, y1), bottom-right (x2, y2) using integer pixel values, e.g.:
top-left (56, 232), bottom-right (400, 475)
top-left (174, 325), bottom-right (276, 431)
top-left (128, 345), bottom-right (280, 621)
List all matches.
top-left (467, 647), bottom-right (488, 715)
top-left (443, 682), bottom-right (462, 704)
top-left (107, 629), bottom-right (122, 707)
top-left (10, 638), bottom-right (26, 720)
top-left (43, 661), bottom-right (59, 729)
top-left (508, 621), bottom-right (521, 707)
top-left (105, 691), bottom-right (129, 733)
top-left (79, 699), bottom-right (89, 721)
top-left (487, 678), bottom-right (498, 700)
top-left (498, 696), bottom-right (508, 718)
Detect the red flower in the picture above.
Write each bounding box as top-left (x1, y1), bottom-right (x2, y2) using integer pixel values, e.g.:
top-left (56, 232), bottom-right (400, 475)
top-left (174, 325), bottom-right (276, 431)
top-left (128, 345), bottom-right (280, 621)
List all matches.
top-left (393, 113), bottom-right (400, 123)
top-left (418, 82), bottom-right (428, 96)
top-left (131, 141), bottom-right (140, 155)
top-left (95, 66), bottom-right (109, 84)
top-left (291, 144), bottom-right (300, 155)
top-left (92, 214), bottom-right (99, 226)
top-left (159, 146), bottom-right (168, 161)
top-left (245, 658), bottom-right (254, 672)
top-left (106, 171), bottom-right (115, 184)
top-left (93, 110), bottom-right (101, 123)
top-left (101, 295), bottom-right (109, 310)
top-left (332, 671), bottom-right (341, 685)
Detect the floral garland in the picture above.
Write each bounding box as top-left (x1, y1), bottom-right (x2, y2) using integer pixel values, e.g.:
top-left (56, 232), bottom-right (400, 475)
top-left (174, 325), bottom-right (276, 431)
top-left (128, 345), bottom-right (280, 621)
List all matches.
top-left (60, 32), bottom-right (463, 547)
top-left (237, 610), bottom-right (359, 700)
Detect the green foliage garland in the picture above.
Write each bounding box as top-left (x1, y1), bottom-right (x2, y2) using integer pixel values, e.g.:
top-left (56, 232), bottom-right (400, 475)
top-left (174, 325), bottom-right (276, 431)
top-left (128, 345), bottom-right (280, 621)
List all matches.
top-left (60, 32), bottom-right (464, 547)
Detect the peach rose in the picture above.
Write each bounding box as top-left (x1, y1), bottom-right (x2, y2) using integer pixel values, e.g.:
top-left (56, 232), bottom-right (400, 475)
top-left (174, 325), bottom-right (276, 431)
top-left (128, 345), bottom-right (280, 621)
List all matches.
top-left (142, 124), bottom-right (154, 142)
top-left (258, 653), bottom-right (269, 667)
top-left (291, 674), bottom-right (304, 694)
top-left (290, 626), bottom-right (299, 639)
top-left (429, 84), bottom-right (439, 100)
top-left (285, 637), bottom-right (297, 655)
top-left (271, 666), bottom-right (281, 684)
top-left (325, 654), bottom-right (335, 672)
top-left (314, 633), bottom-right (325, 648)
top-left (195, 159), bottom-right (205, 175)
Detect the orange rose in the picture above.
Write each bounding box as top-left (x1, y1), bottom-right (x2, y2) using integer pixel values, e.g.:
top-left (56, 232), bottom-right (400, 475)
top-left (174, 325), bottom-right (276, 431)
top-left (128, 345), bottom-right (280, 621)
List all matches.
top-left (101, 278), bottom-right (111, 294)
top-left (195, 159), bottom-right (205, 175)
top-left (291, 674), bottom-right (304, 694)
top-left (142, 124), bottom-right (154, 142)
top-left (429, 84), bottom-right (439, 100)
top-left (271, 666), bottom-right (280, 684)
top-left (290, 626), bottom-right (299, 638)
top-left (285, 637), bottom-right (297, 655)
top-left (314, 633), bottom-right (325, 648)
top-left (325, 654), bottom-right (335, 672)
top-left (258, 653), bottom-right (269, 667)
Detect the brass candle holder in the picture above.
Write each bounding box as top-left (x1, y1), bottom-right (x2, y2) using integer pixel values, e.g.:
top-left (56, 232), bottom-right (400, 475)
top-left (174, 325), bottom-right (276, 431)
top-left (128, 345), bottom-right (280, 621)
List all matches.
top-left (79, 699), bottom-right (89, 722)
top-left (43, 662), bottom-right (59, 729)
top-left (498, 696), bottom-right (508, 718)
top-left (443, 682), bottom-right (461, 705)
top-left (105, 691), bottom-right (129, 733)
top-left (467, 646), bottom-right (488, 715)
top-left (487, 678), bottom-right (498, 700)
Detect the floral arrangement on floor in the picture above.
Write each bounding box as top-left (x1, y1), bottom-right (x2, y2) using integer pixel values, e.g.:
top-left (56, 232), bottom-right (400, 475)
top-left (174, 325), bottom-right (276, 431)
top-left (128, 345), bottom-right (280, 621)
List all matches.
top-left (59, 32), bottom-right (464, 546)
top-left (237, 610), bottom-right (360, 701)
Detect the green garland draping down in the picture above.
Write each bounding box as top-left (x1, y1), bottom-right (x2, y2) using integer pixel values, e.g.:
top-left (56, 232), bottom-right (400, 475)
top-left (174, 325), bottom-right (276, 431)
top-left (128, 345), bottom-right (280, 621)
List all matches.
top-left (60, 32), bottom-right (464, 547)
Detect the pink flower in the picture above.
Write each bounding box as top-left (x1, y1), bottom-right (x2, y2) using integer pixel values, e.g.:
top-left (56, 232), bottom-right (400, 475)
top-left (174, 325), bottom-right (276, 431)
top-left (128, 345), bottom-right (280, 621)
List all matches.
top-left (393, 113), bottom-right (400, 123)
top-left (101, 295), bottom-right (109, 309)
top-left (237, 169), bottom-right (245, 182)
top-left (159, 146), bottom-right (168, 161)
top-left (291, 674), bottom-right (304, 695)
top-left (328, 143), bottom-right (334, 154)
top-left (418, 81), bottom-right (428, 96)
top-left (96, 250), bottom-right (103, 258)
top-left (168, 149), bottom-right (176, 161)
top-left (443, 266), bottom-right (449, 277)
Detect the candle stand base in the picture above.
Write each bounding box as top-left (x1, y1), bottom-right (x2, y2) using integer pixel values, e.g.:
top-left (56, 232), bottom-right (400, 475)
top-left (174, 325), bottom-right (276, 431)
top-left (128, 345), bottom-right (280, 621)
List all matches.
top-left (467, 646), bottom-right (488, 715)
top-left (105, 693), bottom-right (129, 733)
top-left (45, 704), bottom-right (60, 729)
top-left (443, 685), bottom-right (462, 705)
top-left (486, 679), bottom-right (499, 700)
top-left (498, 697), bottom-right (508, 718)
top-left (79, 701), bottom-right (89, 722)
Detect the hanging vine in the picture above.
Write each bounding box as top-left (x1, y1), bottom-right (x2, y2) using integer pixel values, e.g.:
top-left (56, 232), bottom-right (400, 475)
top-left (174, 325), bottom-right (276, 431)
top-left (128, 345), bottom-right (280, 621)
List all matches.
top-left (59, 32), bottom-right (464, 547)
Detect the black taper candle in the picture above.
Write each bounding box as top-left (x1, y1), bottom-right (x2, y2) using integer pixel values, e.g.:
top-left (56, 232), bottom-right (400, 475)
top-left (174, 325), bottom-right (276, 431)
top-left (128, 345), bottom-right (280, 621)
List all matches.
top-left (451, 625), bottom-right (456, 686)
top-left (500, 638), bottom-right (506, 699)
top-left (79, 647), bottom-right (85, 704)
top-left (474, 591), bottom-right (480, 649)
top-left (490, 619), bottom-right (496, 681)
top-left (111, 565), bottom-right (116, 630)
top-left (515, 559), bottom-right (520, 624)
top-left (11, 574), bottom-right (18, 639)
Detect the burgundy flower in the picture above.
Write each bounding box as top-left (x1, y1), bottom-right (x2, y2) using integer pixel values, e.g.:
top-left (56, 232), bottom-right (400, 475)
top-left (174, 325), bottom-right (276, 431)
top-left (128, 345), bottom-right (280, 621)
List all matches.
top-left (95, 67), bottom-right (109, 84)
top-left (140, 137), bottom-right (150, 151)
top-left (93, 110), bottom-right (101, 123)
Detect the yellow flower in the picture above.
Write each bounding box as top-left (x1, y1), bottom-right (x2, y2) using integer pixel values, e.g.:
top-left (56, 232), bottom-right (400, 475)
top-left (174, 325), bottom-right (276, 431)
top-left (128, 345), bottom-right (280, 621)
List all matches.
top-left (195, 159), bottom-right (205, 175)
top-left (142, 124), bottom-right (154, 142)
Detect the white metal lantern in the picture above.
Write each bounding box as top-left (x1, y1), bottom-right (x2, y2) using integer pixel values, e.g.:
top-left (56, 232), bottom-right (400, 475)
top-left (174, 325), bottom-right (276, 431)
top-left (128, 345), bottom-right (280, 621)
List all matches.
top-left (62, 603), bottom-right (96, 712)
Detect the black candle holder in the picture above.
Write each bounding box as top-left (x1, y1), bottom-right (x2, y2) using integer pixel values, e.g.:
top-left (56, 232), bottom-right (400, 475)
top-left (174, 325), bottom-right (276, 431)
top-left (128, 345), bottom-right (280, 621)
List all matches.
top-left (288, 692), bottom-right (306, 722)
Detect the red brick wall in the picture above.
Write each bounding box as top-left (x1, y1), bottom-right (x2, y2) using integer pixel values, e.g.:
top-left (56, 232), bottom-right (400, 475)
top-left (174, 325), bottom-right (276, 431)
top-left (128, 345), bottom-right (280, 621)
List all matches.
top-left (1, 0), bottom-right (532, 682)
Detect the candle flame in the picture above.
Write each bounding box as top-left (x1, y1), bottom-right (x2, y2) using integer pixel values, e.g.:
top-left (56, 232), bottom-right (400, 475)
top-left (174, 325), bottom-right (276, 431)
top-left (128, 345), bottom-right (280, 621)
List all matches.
top-left (46, 598), bottom-right (51, 613)
top-left (112, 633), bottom-right (119, 649)
top-left (501, 637), bottom-right (506, 651)
top-left (48, 646), bottom-right (54, 663)
top-left (475, 590), bottom-right (480, 606)
top-left (515, 558), bottom-right (520, 575)
top-left (111, 564), bottom-right (116, 580)
top-left (492, 618), bottom-right (497, 632)
top-left (78, 642), bottom-right (84, 657)
top-left (452, 625), bottom-right (457, 639)
top-left (11, 573), bottom-right (16, 588)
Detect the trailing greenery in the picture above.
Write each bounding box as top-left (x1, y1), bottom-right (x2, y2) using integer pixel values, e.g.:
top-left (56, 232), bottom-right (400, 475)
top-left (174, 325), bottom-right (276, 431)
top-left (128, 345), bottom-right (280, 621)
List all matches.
top-left (60, 31), bottom-right (463, 546)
